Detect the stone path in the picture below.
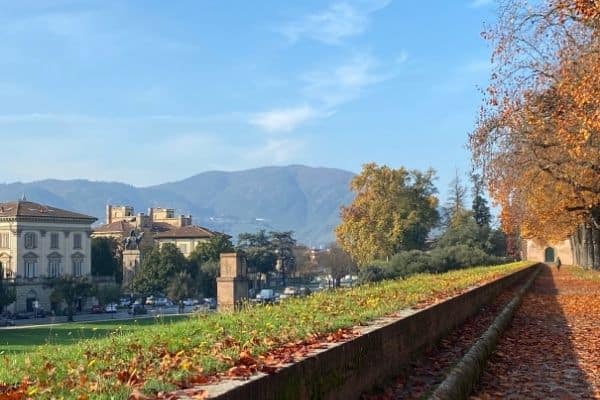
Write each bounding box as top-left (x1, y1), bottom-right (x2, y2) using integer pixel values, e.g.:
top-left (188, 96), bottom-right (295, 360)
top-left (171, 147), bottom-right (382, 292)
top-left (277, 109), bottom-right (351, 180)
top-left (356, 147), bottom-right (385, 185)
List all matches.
top-left (471, 265), bottom-right (600, 399)
top-left (362, 283), bottom-right (522, 399)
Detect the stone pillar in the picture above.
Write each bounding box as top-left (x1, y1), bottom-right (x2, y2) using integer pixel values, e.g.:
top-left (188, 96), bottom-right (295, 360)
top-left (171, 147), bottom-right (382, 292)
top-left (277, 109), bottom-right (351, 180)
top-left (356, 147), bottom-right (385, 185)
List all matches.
top-left (217, 253), bottom-right (249, 311)
top-left (122, 249), bottom-right (141, 289)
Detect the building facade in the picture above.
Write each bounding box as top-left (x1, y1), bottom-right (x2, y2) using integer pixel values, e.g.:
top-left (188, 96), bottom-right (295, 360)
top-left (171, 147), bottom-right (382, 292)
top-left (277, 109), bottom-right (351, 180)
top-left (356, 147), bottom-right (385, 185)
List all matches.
top-left (522, 238), bottom-right (574, 265)
top-left (92, 205), bottom-right (224, 285)
top-left (0, 200), bottom-right (97, 313)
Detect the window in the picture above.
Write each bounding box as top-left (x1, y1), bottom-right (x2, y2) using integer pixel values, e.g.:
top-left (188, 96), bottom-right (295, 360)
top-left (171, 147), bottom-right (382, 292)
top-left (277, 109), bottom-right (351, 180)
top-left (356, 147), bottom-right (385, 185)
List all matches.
top-left (48, 256), bottom-right (61, 277)
top-left (73, 233), bottom-right (82, 249)
top-left (0, 233), bottom-right (9, 249)
top-left (50, 233), bottom-right (59, 249)
top-left (24, 232), bottom-right (37, 249)
top-left (24, 255), bottom-right (37, 278)
top-left (72, 254), bottom-right (84, 277)
top-left (178, 243), bottom-right (188, 254)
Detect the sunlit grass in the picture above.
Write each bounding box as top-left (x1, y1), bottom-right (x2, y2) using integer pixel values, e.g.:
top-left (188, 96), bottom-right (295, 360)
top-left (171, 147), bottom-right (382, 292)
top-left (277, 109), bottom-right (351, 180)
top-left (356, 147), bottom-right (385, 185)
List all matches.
top-left (0, 261), bottom-right (533, 399)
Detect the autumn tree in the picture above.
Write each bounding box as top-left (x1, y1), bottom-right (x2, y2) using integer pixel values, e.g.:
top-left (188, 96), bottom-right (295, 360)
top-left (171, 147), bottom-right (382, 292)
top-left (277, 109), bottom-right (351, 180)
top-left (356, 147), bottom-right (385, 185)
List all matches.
top-left (471, 0), bottom-right (600, 268)
top-left (335, 163), bottom-right (439, 266)
top-left (317, 244), bottom-right (357, 287)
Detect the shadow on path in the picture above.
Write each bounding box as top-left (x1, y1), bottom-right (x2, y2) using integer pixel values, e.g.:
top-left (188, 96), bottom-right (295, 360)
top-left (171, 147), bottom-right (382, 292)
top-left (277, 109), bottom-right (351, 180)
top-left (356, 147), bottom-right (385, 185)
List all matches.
top-left (471, 265), bottom-right (599, 399)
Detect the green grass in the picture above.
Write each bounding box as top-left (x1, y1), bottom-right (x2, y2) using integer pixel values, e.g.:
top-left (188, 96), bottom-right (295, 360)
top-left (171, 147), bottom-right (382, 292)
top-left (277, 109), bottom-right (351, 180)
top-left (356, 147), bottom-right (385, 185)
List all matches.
top-left (0, 261), bottom-right (533, 399)
top-left (569, 265), bottom-right (600, 281)
top-left (0, 315), bottom-right (187, 354)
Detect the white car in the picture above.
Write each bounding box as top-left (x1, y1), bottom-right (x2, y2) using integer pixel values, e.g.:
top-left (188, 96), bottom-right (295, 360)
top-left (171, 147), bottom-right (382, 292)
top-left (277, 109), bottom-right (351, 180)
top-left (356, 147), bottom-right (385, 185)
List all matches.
top-left (105, 303), bottom-right (118, 313)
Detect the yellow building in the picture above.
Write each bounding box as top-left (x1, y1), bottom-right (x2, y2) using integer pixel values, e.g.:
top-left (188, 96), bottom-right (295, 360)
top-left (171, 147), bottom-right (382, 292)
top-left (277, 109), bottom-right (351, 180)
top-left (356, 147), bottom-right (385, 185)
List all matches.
top-left (0, 199), bottom-right (97, 313)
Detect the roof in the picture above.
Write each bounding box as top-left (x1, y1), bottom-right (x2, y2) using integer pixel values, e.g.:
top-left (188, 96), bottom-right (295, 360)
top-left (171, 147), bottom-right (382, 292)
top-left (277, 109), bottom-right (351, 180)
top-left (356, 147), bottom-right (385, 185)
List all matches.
top-left (93, 220), bottom-right (135, 234)
top-left (153, 225), bottom-right (218, 239)
top-left (0, 200), bottom-right (97, 222)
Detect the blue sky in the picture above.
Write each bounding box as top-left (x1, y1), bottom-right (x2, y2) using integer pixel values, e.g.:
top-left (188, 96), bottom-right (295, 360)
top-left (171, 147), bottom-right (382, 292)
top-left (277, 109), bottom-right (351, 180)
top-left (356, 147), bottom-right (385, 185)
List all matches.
top-left (0, 0), bottom-right (496, 195)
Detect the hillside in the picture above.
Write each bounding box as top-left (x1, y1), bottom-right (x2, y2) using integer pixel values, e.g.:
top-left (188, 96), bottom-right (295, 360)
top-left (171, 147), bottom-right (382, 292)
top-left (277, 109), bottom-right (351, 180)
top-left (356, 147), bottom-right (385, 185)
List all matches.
top-left (0, 165), bottom-right (354, 246)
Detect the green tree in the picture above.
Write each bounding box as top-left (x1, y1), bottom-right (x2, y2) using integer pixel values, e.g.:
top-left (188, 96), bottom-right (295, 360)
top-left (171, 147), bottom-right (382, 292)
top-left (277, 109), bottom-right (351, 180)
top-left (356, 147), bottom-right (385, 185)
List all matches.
top-left (269, 231), bottom-right (296, 286)
top-left (47, 276), bottom-right (93, 322)
top-left (336, 163), bottom-right (439, 265)
top-left (236, 230), bottom-right (277, 287)
top-left (131, 244), bottom-right (190, 297)
top-left (471, 173), bottom-right (492, 228)
top-left (91, 237), bottom-right (122, 283)
top-left (167, 271), bottom-right (196, 313)
top-left (0, 264), bottom-right (15, 313)
top-left (190, 235), bottom-right (234, 265)
top-left (443, 170), bottom-right (468, 227)
top-left (93, 283), bottom-right (121, 306)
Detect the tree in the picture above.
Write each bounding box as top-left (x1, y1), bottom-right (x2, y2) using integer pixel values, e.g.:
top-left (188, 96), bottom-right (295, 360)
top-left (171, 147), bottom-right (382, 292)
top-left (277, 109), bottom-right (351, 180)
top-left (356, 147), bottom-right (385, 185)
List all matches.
top-left (91, 237), bottom-right (122, 283)
top-left (93, 283), bottom-right (121, 306)
top-left (190, 235), bottom-right (234, 265)
top-left (0, 264), bottom-right (15, 313)
top-left (269, 231), bottom-right (296, 286)
top-left (317, 244), bottom-right (357, 288)
top-left (186, 235), bottom-right (234, 298)
top-left (471, 173), bottom-right (492, 228)
top-left (471, 0), bottom-right (600, 268)
top-left (167, 271), bottom-right (196, 313)
top-left (47, 276), bottom-right (93, 322)
top-left (443, 170), bottom-right (468, 227)
top-left (131, 244), bottom-right (190, 297)
top-left (293, 247), bottom-right (320, 280)
top-left (336, 163), bottom-right (439, 265)
top-left (236, 230), bottom-right (277, 287)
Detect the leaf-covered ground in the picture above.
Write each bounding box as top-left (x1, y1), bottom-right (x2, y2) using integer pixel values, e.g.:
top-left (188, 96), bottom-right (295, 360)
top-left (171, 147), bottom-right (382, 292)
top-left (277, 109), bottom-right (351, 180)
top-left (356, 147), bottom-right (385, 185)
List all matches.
top-left (361, 280), bottom-right (521, 400)
top-left (471, 265), bottom-right (600, 399)
top-left (0, 262), bottom-right (531, 399)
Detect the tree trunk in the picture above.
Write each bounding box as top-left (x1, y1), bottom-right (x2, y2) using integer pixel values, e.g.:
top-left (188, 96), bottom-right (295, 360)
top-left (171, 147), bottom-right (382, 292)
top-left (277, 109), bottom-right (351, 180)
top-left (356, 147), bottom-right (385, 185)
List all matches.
top-left (592, 221), bottom-right (600, 270)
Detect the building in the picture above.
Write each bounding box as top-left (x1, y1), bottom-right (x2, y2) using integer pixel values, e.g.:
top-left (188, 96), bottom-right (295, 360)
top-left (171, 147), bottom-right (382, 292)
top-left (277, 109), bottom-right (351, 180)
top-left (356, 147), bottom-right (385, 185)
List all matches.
top-left (522, 238), bottom-right (574, 265)
top-left (153, 225), bottom-right (219, 257)
top-left (92, 205), bottom-right (225, 284)
top-left (0, 199), bottom-right (97, 313)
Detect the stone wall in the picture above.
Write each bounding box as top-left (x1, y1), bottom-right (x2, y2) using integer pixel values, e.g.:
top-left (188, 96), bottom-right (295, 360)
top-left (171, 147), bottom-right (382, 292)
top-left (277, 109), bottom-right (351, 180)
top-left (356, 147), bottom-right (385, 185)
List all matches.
top-left (523, 239), bottom-right (573, 265)
top-left (198, 264), bottom-right (539, 400)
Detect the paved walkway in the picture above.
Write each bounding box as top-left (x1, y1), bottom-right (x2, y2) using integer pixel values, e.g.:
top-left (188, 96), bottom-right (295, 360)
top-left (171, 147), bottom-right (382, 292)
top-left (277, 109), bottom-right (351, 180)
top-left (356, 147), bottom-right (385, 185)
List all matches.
top-left (472, 266), bottom-right (600, 399)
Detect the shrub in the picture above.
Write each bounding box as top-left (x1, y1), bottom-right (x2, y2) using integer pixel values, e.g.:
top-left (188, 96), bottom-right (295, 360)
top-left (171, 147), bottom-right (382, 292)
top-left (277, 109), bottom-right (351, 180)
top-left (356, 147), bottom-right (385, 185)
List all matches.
top-left (358, 262), bottom-right (390, 283)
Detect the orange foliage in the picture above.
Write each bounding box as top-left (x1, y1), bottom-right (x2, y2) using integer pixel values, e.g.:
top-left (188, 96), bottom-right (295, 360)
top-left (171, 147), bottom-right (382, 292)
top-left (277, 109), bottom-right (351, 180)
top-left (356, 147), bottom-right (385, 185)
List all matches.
top-left (471, 0), bottom-right (600, 242)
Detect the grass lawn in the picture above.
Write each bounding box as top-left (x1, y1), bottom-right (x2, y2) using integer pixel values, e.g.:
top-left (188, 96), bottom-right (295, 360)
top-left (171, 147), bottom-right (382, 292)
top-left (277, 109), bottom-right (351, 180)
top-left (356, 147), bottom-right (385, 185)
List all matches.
top-left (0, 261), bottom-right (534, 399)
top-left (0, 315), bottom-right (188, 354)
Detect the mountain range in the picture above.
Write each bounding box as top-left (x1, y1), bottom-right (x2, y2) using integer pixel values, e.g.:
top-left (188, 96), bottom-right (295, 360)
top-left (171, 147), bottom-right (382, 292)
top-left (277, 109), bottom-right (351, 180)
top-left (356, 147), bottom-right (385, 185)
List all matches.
top-left (0, 165), bottom-right (355, 246)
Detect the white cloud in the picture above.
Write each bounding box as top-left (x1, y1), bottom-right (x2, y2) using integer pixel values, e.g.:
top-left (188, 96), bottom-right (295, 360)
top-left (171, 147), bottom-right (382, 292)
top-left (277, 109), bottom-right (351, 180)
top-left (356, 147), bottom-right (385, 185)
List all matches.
top-left (245, 138), bottom-right (306, 165)
top-left (469, 0), bottom-right (493, 8)
top-left (249, 106), bottom-right (318, 132)
top-left (280, 0), bottom-right (391, 45)
top-left (303, 53), bottom-right (392, 107)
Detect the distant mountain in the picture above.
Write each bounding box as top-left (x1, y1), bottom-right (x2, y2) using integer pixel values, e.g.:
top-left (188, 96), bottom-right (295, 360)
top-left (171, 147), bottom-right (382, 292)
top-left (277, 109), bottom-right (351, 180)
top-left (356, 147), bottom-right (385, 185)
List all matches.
top-left (0, 165), bottom-right (355, 246)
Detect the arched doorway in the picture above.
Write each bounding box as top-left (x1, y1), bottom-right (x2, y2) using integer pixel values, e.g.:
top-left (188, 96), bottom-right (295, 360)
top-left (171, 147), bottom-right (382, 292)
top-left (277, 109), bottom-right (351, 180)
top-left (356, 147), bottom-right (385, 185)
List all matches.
top-left (544, 247), bottom-right (555, 263)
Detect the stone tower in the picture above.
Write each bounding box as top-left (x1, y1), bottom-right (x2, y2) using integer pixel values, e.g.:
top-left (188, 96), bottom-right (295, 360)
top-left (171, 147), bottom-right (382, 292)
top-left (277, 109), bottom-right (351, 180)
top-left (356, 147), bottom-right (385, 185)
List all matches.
top-left (217, 253), bottom-right (249, 311)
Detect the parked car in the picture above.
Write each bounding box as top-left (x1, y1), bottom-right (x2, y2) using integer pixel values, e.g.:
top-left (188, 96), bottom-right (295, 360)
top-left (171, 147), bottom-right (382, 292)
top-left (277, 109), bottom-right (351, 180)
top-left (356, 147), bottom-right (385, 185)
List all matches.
top-left (154, 297), bottom-right (171, 307)
top-left (119, 297), bottom-right (132, 307)
top-left (183, 298), bottom-right (199, 306)
top-left (0, 317), bottom-right (15, 326)
top-left (203, 297), bottom-right (217, 309)
top-left (91, 304), bottom-right (104, 314)
top-left (145, 296), bottom-right (155, 306)
top-left (105, 303), bottom-right (118, 313)
top-left (32, 309), bottom-right (46, 318)
top-left (256, 289), bottom-right (276, 304)
top-left (129, 304), bottom-right (147, 315)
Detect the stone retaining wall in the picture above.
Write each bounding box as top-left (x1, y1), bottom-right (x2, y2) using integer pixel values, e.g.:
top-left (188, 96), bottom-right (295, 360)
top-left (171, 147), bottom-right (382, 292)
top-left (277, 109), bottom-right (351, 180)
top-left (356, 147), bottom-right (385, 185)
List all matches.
top-left (197, 264), bottom-right (540, 400)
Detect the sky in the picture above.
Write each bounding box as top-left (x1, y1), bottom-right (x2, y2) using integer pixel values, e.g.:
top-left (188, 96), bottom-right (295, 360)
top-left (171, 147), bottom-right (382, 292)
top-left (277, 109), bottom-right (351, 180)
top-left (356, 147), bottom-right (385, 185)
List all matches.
top-left (0, 0), bottom-right (497, 196)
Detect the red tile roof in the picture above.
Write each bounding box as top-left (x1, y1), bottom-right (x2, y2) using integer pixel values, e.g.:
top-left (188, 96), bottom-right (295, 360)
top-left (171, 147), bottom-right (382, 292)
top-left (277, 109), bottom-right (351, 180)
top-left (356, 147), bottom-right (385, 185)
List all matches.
top-left (153, 225), bottom-right (217, 239)
top-left (0, 200), bottom-right (97, 222)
